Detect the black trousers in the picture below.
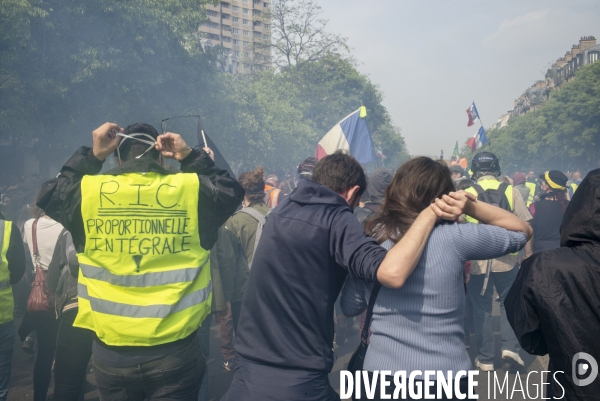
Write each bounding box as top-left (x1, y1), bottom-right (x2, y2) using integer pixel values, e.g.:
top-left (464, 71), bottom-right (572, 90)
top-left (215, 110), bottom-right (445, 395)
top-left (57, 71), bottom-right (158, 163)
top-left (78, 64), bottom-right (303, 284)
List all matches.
top-left (358, 372), bottom-right (476, 401)
top-left (93, 337), bottom-right (205, 401)
top-left (19, 313), bottom-right (59, 401)
top-left (231, 301), bottom-right (242, 334)
top-left (53, 308), bottom-right (93, 401)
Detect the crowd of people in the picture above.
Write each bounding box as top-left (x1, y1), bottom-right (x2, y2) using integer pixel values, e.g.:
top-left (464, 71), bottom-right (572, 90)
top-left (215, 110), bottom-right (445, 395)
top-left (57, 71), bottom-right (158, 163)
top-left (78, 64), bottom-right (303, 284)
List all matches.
top-left (0, 122), bottom-right (598, 401)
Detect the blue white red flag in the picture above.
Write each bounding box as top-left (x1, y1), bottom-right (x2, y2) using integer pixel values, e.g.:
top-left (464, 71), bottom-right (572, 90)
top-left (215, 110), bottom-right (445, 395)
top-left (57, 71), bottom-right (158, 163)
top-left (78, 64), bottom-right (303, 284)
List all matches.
top-left (466, 126), bottom-right (488, 152)
top-left (466, 102), bottom-right (480, 127)
top-left (315, 107), bottom-right (376, 164)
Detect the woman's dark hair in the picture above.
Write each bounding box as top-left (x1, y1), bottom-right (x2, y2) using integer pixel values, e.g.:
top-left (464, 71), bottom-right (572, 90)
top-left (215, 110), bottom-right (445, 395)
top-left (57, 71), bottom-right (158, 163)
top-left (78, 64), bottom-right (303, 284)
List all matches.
top-left (238, 166), bottom-right (265, 204)
top-left (312, 151), bottom-right (366, 198)
top-left (364, 157), bottom-right (455, 244)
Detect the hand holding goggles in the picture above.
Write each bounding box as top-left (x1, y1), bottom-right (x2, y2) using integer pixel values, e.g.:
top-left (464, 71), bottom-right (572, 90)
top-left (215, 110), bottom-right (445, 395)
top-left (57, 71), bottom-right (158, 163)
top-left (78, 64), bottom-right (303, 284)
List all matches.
top-left (114, 131), bottom-right (157, 160)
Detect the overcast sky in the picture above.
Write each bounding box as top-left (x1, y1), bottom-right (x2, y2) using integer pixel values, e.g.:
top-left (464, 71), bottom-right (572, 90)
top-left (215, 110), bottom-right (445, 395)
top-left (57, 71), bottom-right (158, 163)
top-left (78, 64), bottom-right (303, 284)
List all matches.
top-left (318, 0), bottom-right (600, 157)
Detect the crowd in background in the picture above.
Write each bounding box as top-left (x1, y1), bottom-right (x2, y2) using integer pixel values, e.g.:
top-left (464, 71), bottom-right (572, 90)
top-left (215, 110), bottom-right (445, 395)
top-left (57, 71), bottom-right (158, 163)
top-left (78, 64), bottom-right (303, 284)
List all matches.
top-left (1, 133), bottom-right (598, 401)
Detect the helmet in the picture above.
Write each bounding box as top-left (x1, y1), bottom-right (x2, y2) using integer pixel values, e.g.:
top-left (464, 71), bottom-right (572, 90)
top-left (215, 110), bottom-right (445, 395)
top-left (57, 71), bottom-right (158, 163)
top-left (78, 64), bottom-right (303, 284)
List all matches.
top-left (471, 152), bottom-right (500, 173)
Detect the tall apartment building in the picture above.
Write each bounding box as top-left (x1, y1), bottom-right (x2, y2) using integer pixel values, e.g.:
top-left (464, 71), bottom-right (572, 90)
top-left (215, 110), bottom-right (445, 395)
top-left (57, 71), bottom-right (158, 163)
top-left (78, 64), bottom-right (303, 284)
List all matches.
top-left (492, 36), bottom-right (600, 129)
top-left (199, 0), bottom-right (272, 74)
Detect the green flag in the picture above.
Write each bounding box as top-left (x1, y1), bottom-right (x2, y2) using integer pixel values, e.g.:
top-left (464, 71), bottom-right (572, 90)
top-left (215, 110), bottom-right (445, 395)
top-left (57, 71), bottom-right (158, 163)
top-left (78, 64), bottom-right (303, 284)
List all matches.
top-left (452, 141), bottom-right (460, 159)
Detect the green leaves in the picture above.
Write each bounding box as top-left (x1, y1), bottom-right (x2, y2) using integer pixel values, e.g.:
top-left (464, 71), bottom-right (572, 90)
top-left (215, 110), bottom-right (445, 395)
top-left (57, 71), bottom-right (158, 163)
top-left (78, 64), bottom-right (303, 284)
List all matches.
top-left (485, 62), bottom-right (600, 172)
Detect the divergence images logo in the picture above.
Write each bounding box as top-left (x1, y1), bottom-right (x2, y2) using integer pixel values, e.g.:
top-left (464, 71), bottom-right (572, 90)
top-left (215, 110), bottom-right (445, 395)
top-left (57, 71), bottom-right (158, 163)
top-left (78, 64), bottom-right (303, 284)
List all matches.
top-left (572, 352), bottom-right (598, 387)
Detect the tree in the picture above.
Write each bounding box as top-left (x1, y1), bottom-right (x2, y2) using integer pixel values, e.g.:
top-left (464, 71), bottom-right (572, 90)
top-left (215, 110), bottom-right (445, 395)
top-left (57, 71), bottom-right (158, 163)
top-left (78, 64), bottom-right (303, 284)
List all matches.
top-left (0, 0), bottom-right (220, 170)
top-left (485, 61), bottom-right (600, 173)
top-left (266, 0), bottom-right (348, 70)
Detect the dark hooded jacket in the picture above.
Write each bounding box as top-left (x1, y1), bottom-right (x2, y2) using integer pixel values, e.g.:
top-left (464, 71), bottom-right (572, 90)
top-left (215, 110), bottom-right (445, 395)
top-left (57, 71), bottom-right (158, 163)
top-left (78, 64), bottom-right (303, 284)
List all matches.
top-left (506, 168), bottom-right (600, 401)
top-left (234, 179), bottom-right (385, 372)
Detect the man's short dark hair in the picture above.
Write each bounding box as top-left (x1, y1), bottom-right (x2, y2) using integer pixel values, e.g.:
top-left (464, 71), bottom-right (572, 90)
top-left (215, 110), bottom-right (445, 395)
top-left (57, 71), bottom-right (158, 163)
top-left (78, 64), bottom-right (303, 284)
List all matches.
top-left (312, 151), bottom-right (367, 197)
top-left (114, 122), bottom-right (160, 161)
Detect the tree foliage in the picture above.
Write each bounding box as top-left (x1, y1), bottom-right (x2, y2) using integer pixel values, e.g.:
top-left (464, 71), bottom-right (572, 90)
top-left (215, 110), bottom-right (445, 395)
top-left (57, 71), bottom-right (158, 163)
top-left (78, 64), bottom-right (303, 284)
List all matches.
top-left (469, 62), bottom-right (600, 174)
top-left (0, 0), bottom-right (219, 153)
top-left (0, 0), bottom-right (408, 177)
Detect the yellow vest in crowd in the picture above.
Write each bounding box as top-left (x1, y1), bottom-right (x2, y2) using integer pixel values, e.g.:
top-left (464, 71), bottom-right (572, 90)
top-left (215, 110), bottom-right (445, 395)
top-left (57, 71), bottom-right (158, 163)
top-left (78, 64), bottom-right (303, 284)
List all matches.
top-left (0, 220), bottom-right (14, 325)
top-left (465, 178), bottom-right (517, 255)
top-left (525, 181), bottom-right (536, 206)
top-left (75, 172), bottom-right (211, 346)
top-left (570, 182), bottom-right (579, 195)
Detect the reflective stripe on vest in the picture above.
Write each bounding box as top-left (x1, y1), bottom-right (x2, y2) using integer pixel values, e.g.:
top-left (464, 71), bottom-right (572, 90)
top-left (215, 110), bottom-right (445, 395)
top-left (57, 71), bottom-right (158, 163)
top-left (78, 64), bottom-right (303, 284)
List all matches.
top-left (77, 280), bottom-right (212, 318)
top-left (75, 172), bottom-right (211, 346)
top-left (0, 220), bottom-right (14, 325)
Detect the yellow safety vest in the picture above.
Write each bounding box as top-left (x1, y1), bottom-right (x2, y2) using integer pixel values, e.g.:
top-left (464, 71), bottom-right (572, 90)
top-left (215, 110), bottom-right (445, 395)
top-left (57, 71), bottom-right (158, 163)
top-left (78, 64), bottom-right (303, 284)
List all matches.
top-left (466, 178), bottom-right (517, 255)
top-left (75, 172), bottom-right (211, 346)
top-left (0, 220), bottom-right (13, 325)
top-left (525, 182), bottom-right (536, 206)
top-left (569, 182), bottom-right (579, 195)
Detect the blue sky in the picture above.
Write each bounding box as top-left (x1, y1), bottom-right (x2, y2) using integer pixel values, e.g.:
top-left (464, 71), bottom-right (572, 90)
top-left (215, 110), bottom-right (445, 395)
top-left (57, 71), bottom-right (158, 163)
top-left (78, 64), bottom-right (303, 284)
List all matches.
top-left (318, 0), bottom-right (600, 157)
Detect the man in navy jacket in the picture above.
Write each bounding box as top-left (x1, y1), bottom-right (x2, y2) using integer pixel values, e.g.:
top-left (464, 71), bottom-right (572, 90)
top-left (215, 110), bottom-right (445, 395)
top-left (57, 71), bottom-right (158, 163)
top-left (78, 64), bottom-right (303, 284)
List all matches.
top-left (222, 152), bottom-right (472, 401)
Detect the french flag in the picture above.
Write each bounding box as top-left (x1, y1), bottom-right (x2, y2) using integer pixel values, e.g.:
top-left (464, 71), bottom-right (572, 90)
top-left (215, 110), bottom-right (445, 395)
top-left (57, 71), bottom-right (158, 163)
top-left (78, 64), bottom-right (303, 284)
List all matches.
top-left (466, 126), bottom-right (488, 152)
top-left (315, 107), bottom-right (376, 164)
top-left (466, 102), bottom-right (480, 127)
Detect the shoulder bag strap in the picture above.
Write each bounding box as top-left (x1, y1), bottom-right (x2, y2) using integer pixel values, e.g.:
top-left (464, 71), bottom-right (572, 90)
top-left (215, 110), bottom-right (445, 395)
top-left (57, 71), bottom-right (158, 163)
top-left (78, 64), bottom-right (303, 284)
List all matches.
top-left (32, 218), bottom-right (40, 264)
top-left (359, 282), bottom-right (382, 345)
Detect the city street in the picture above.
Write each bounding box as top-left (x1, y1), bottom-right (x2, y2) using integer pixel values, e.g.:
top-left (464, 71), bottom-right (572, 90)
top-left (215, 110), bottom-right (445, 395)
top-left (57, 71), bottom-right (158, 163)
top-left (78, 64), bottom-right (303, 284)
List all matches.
top-left (8, 300), bottom-right (550, 401)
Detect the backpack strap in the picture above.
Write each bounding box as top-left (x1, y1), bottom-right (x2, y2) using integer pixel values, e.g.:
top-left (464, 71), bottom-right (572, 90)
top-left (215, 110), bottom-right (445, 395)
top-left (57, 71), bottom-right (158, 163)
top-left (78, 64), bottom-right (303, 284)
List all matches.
top-left (32, 218), bottom-right (40, 269)
top-left (235, 207), bottom-right (267, 225)
top-left (471, 183), bottom-right (490, 203)
top-left (498, 182), bottom-right (512, 211)
top-left (235, 208), bottom-right (268, 269)
top-left (498, 182), bottom-right (509, 194)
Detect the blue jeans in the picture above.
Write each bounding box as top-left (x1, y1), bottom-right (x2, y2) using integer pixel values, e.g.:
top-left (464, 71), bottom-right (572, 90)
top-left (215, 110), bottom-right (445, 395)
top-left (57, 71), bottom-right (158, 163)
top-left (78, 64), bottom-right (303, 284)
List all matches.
top-left (468, 265), bottom-right (521, 364)
top-left (0, 320), bottom-right (15, 401)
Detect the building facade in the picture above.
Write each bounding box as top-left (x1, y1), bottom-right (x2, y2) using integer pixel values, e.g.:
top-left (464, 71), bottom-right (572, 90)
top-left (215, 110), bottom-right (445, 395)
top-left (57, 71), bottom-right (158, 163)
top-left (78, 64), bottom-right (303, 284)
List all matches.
top-left (492, 36), bottom-right (599, 129)
top-left (198, 0), bottom-right (272, 74)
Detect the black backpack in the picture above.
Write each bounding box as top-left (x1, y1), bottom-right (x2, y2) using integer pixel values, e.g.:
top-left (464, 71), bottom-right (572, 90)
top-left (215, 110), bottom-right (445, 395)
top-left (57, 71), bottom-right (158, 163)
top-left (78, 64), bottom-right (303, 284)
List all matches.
top-left (472, 182), bottom-right (511, 212)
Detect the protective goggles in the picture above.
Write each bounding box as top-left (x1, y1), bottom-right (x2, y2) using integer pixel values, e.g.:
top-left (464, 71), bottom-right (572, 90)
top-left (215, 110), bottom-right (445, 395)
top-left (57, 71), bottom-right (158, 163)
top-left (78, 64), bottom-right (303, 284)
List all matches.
top-left (115, 132), bottom-right (157, 160)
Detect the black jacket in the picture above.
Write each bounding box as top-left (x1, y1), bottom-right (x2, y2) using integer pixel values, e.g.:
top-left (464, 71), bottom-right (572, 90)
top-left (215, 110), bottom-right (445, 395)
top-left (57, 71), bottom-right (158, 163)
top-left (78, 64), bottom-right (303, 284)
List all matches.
top-left (506, 168), bottom-right (600, 401)
top-left (36, 147), bottom-right (244, 253)
top-left (234, 179), bottom-right (385, 372)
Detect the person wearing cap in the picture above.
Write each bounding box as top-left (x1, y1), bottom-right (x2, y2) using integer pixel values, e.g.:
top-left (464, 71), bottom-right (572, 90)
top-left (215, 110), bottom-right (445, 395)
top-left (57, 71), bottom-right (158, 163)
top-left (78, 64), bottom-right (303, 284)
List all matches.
top-left (36, 122), bottom-right (244, 400)
top-left (298, 157), bottom-right (317, 181)
top-left (525, 171), bottom-right (570, 255)
top-left (465, 152), bottom-right (532, 372)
